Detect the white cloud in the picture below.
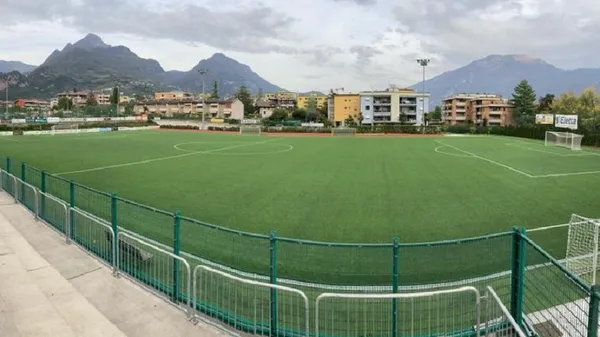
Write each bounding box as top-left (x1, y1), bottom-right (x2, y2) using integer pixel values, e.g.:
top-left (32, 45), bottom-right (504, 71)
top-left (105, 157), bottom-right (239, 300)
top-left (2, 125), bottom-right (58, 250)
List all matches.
top-left (0, 0), bottom-right (599, 92)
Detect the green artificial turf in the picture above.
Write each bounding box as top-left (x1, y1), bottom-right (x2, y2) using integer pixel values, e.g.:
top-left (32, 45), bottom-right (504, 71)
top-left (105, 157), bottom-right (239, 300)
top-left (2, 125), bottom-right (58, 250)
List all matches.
top-left (1, 130), bottom-right (599, 285)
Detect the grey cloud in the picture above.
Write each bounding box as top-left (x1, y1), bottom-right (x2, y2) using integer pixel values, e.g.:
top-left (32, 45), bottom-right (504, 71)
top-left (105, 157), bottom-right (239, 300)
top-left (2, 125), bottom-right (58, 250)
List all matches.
top-left (349, 45), bottom-right (382, 70)
top-left (0, 0), bottom-right (299, 55)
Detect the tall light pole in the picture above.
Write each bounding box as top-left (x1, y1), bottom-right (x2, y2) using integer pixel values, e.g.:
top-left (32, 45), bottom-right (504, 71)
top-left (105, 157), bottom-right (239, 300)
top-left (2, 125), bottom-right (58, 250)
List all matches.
top-left (116, 85), bottom-right (120, 117)
top-left (417, 58), bottom-right (430, 126)
top-left (197, 68), bottom-right (208, 130)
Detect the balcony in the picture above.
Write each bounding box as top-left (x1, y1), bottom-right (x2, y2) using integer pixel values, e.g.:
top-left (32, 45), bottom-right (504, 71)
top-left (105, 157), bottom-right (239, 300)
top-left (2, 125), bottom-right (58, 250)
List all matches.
top-left (454, 115), bottom-right (467, 121)
top-left (373, 111), bottom-right (391, 116)
top-left (399, 99), bottom-right (417, 105)
top-left (373, 100), bottom-right (391, 105)
top-left (401, 110), bottom-right (417, 115)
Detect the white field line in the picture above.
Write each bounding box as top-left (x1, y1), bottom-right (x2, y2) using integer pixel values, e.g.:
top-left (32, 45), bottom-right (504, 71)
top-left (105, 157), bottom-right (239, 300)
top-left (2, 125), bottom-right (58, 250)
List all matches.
top-left (0, 137), bottom-right (18, 142)
top-left (533, 170), bottom-right (600, 178)
top-left (505, 142), bottom-right (591, 157)
top-left (55, 138), bottom-right (280, 176)
top-left (434, 145), bottom-right (474, 158)
top-left (435, 140), bottom-right (535, 178)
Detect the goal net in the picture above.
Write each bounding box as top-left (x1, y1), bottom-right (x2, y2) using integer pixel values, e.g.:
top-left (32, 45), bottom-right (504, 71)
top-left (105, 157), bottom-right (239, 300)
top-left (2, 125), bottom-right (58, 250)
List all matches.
top-left (51, 123), bottom-right (79, 135)
top-left (331, 127), bottom-right (357, 136)
top-left (545, 131), bottom-right (583, 151)
top-left (565, 214), bottom-right (600, 285)
top-left (239, 125), bottom-right (262, 136)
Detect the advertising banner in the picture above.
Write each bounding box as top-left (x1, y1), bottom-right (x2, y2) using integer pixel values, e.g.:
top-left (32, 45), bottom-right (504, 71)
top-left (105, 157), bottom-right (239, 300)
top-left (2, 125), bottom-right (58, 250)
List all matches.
top-left (554, 114), bottom-right (578, 129)
top-left (535, 114), bottom-right (553, 125)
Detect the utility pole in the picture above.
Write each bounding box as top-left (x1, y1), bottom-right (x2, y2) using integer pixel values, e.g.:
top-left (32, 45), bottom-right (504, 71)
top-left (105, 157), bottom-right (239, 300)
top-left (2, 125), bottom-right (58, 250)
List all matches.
top-left (116, 85), bottom-right (120, 117)
top-left (417, 59), bottom-right (430, 126)
top-left (197, 68), bottom-right (208, 130)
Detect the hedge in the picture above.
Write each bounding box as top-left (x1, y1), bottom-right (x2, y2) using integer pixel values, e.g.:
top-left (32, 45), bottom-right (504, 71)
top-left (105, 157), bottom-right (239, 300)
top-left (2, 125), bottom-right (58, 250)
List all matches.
top-left (162, 124), bottom-right (446, 134)
top-left (0, 120), bottom-right (156, 132)
top-left (159, 125), bottom-right (200, 130)
top-left (446, 124), bottom-right (600, 147)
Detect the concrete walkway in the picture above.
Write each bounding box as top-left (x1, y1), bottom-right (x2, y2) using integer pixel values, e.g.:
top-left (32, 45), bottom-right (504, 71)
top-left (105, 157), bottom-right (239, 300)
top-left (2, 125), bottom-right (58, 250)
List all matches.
top-left (0, 192), bottom-right (229, 337)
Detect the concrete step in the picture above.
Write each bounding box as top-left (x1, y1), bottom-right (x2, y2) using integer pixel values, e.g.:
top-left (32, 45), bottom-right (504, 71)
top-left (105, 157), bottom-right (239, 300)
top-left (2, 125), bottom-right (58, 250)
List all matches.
top-left (0, 210), bottom-right (127, 337)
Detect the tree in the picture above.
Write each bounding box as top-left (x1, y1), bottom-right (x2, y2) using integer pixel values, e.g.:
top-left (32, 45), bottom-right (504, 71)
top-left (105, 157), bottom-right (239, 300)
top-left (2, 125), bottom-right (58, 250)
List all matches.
top-left (86, 94), bottom-right (98, 106)
top-left (235, 85), bottom-right (254, 116)
top-left (306, 97), bottom-right (318, 116)
top-left (57, 97), bottom-right (73, 111)
top-left (110, 86), bottom-right (120, 105)
top-left (429, 105), bottom-right (442, 120)
top-left (537, 94), bottom-right (555, 113)
top-left (210, 81), bottom-right (219, 99)
top-left (291, 108), bottom-right (307, 121)
top-left (269, 108), bottom-right (289, 121)
top-left (134, 93), bottom-right (146, 101)
top-left (511, 80), bottom-right (537, 125)
top-left (552, 88), bottom-right (600, 130)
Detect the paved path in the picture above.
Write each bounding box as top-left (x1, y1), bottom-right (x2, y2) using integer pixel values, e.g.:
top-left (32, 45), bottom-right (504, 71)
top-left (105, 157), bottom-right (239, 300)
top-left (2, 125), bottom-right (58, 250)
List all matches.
top-left (0, 192), bottom-right (231, 337)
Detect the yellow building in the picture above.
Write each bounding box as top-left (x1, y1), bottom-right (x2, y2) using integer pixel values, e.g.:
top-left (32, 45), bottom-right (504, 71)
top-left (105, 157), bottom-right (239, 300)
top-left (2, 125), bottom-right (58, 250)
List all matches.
top-left (264, 91), bottom-right (297, 101)
top-left (297, 93), bottom-right (326, 110)
top-left (328, 93), bottom-right (360, 125)
top-left (154, 91), bottom-right (192, 101)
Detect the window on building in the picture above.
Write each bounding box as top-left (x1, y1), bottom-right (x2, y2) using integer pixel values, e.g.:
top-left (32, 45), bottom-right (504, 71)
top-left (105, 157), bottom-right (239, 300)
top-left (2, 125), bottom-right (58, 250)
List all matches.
top-left (365, 106), bottom-right (370, 110)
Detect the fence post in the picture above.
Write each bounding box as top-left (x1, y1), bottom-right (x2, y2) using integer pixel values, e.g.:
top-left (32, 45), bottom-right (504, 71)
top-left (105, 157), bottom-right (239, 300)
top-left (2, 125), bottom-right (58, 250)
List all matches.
top-left (20, 162), bottom-right (25, 202)
top-left (41, 170), bottom-right (46, 219)
top-left (510, 227), bottom-right (527, 327)
top-left (172, 210), bottom-right (181, 304)
top-left (69, 181), bottom-right (75, 242)
top-left (392, 237), bottom-right (399, 337)
top-left (111, 193), bottom-right (119, 276)
top-left (588, 285), bottom-right (600, 337)
top-left (6, 157), bottom-right (11, 196)
top-left (270, 231), bottom-right (278, 336)
top-left (6, 157), bottom-right (11, 174)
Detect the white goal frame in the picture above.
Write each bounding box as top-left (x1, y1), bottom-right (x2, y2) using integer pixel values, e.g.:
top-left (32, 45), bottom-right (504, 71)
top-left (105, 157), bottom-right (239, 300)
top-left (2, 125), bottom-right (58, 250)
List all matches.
top-left (565, 214), bottom-right (600, 285)
top-left (331, 127), bottom-right (357, 136)
top-left (51, 123), bottom-right (79, 136)
top-left (545, 131), bottom-right (584, 151)
top-left (239, 125), bottom-right (262, 136)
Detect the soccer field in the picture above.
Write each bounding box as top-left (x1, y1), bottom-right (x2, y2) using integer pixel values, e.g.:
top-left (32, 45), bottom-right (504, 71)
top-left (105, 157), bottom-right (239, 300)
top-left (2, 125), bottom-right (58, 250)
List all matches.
top-left (1, 130), bottom-right (599, 284)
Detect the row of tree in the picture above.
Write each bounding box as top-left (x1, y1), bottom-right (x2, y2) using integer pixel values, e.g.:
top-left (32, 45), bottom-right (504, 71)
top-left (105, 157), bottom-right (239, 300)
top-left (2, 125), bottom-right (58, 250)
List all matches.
top-left (512, 80), bottom-right (600, 130)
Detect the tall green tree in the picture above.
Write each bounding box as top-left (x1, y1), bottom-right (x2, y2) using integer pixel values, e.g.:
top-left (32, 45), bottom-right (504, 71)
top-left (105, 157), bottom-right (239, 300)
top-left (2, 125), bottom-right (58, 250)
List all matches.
top-left (537, 94), bottom-right (555, 113)
top-left (110, 86), bottom-right (120, 105)
top-left (235, 85), bottom-right (254, 116)
top-left (306, 97), bottom-right (318, 116)
top-left (57, 97), bottom-right (73, 111)
top-left (210, 81), bottom-right (219, 99)
top-left (512, 80), bottom-right (537, 125)
top-left (429, 105), bottom-right (442, 120)
top-left (291, 108), bottom-right (307, 121)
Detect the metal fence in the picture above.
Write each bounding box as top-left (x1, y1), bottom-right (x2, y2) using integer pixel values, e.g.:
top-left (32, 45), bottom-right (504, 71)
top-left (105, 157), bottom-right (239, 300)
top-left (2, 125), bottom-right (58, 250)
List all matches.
top-left (2, 158), bottom-right (600, 337)
top-left (315, 286), bottom-right (481, 337)
top-left (485, 286), bottom-right (527, 337)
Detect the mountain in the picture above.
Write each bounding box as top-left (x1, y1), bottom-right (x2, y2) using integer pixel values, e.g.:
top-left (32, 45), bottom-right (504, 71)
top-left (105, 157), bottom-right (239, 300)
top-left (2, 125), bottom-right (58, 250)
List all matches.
top-left (1, 34), bottom-right (281, 99)
top-left (412, 55), bottom-right (600, 105)
top-left (162, 53), bottom-right (280, 95)
top-left (0, 60), bottom-right (36, 73)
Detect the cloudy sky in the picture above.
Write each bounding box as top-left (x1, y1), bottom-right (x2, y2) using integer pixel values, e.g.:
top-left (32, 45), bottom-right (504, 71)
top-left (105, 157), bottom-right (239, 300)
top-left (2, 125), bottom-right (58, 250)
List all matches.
top-left (1, 0), bottom-right (599, 92)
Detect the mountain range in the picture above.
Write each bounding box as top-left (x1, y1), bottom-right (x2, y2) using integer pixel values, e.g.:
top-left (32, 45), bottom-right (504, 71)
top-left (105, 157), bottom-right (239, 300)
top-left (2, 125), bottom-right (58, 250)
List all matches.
top-left (411, 55), bottom-right (600, 104)
top-left (1, 34), bottom-right (600, 103)
top-left (0, 34), bottom-right (281, 99)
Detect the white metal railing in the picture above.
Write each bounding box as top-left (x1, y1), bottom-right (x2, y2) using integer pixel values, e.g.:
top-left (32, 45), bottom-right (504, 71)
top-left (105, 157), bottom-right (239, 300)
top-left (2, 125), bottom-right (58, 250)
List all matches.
top-left (192, 265), bottom-right (309, 337)
top-left (0, 169), bottom-right (18, 203)
top-left (15, 177), bottom-right (38, 220)
top-left (485, 286), bottom-right (527, 337)
top-left (71, 207), bottom-right (116, 274)
top-left (315, 286), bottom-right (481, 337)
top-left (118, 231), bottom-right (192, 317)
top-left (38, 190), bottom-right (69, 240)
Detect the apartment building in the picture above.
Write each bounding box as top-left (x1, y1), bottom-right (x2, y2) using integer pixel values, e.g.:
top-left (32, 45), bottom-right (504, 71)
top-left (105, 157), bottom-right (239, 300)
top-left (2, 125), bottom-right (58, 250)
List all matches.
top-left (57, 91), bottom-right (90, 106)
top-left (264, 91), bottom-right (298, 102)
top-left (135, 98), bottom-right (244, 120)
top-left (154, 91), bottom-right (193, 101)
top-left (360, 88), bottom-right (430, 125)
top-left (327, 94), bottom-right (360, 126)
top-left (297, 93), bottom-right (327, 110)
top-left (443, 94), bottom-right (515, 126)
top-left (14, 99), bottom-right (50, 111)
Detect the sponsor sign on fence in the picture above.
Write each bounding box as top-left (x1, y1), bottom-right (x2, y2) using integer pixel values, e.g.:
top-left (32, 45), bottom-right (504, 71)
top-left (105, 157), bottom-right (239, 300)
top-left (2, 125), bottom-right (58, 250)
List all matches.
top-left (554, 114), bottom-right (578, 129)
top-left (535, 114), bottom-right (553, 125)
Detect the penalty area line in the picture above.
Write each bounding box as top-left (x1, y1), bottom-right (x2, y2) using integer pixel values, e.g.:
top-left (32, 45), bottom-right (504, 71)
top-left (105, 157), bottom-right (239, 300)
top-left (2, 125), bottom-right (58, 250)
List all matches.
top-left (54, 138), bottom-right (281, 176)
top-left (434, 140), bottom-right (535, 178)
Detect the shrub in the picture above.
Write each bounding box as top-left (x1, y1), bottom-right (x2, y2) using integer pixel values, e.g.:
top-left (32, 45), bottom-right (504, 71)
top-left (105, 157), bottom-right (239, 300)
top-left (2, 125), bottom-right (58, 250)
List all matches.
top-left (159, 125), bottom-right (199, 130)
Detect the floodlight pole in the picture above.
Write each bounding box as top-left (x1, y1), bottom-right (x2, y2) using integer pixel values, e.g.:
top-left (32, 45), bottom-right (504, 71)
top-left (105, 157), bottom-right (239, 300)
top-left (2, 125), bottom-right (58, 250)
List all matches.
top-left (417, 59), bottom-right (430, 126)
top-left (198, 68), bottom-right (208, 130)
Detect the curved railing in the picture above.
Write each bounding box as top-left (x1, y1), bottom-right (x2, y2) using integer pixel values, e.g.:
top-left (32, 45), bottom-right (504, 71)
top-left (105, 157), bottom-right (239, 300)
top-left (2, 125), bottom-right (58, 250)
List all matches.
top-left (3, 155), bottom-right (593, 337)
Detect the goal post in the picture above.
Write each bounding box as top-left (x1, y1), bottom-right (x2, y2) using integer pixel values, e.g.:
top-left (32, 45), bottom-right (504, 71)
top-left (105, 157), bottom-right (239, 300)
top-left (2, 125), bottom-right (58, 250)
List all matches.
top-left (331, 127), bottom-right (357, 136)
top-left (51, 123), bottom-right (79, 135)
top-left (239, 125), bottom-right (262, 136)
top-left (565, 214), bottom-right (600, 285)
top-left (545, 131), bottom-right (583, 151)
